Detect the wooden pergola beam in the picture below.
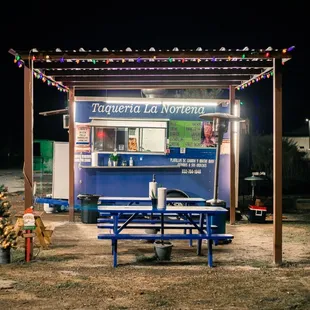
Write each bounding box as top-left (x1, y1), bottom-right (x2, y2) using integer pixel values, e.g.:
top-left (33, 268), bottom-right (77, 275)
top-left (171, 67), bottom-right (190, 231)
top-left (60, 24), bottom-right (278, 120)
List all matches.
top-left (46, 68), bottom-right (264, 77)
top-left (17, 50), bottom-right (292, 60)
top-left (55, 76), bottom-right (251, 83)
top-left (24, 66), bottom-right (33, 210)
top-left (71, 85), bottom-right (230, 90)
top-left (34, 61), bottom-right (273, 70)
top-left (64, 81), bottom-right (238, 89)
top-left (68, 87), bottom-right (75, 222)
top-left (229, 86), bottom-right (236, 224)
top-left (273, 58), bottom-right (283, 264)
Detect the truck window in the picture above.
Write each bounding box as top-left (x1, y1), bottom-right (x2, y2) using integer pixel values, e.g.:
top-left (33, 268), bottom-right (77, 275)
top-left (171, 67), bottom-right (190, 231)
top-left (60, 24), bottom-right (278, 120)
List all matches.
top-left (92, 125), bottom-right (166, 154)
top-left (140, 128), bottom-right (165, 152)
top-left (93, 127), bottom-right (115, 152)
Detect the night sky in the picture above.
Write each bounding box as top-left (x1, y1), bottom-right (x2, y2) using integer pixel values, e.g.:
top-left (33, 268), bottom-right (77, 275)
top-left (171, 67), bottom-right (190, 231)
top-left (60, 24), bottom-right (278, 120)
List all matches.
top-left (1, 4), bottom-right (306, 164)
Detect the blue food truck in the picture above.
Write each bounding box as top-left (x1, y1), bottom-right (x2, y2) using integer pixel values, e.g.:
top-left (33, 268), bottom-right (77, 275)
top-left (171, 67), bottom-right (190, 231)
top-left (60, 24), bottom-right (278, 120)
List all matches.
top-left (73, 96), bottom-right (234, 206)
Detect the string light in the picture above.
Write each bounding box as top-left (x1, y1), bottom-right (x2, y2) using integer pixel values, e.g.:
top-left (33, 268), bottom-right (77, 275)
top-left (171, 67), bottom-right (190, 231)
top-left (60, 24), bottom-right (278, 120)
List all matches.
top-left (13, 46), bottom-right (295, 67)
top-left (33, 70), bottom-right (69, 92)
top-left (236, 70), bottom-right (274, 90)
top-left (12, 46), bottom-right (294, 92)
top-left (12, 54), bottom-right (69, 92)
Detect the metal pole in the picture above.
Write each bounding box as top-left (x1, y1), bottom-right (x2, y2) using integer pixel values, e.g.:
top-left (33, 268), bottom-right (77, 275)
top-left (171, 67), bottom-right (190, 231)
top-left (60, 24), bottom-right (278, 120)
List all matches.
top-left (213, 129), bottom-right (223, 201)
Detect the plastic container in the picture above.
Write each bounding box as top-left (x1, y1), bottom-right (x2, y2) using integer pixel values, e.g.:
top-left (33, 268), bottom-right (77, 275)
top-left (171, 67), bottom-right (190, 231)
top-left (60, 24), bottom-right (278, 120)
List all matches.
top-left (43, 194), bottom-right (55, 213)
top-left (77, 194), bottom-right (100, 224)
top-left (0, 248), bottom-right (11, 264)
top-left (154, 241), bottom-right (173, 260)
top-left (248, 205), bottom-right (267, 223)
top-left (207, 200), bottom-right (227, 234)
top-left (129, 157), bottom-right (133, 166)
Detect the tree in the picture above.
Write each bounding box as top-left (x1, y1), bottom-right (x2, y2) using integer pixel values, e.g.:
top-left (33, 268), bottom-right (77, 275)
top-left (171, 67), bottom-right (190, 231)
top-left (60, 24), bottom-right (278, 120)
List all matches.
top-left (251, 135), bottom-right (310, 194)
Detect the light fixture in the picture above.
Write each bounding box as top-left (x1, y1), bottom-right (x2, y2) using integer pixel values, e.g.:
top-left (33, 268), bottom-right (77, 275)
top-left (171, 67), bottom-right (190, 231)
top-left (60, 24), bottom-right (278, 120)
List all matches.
top-left (162, 101), bottom-right (218, 107)
top-left (244, 175), bottom-right (264, 201)
top-left (105, 99), bottom-right (162, 105)
top-left (199, 113), bottom-right (244, 206)
top-left (105, 98), bottom-right (219, 106)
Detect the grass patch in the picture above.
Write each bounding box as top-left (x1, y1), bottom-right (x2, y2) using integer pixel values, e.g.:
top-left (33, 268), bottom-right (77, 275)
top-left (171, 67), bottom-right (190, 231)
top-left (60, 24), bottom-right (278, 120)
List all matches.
top-left (146, 294), bottom-right (172, 307)
top-left (135, 254), bottom-right (157, 263)
top-left (37, 254), bottom-right (79, 262)
top-left (55, 280), bottom-right (82, 289)
top-left (249, 260), bottom-right (272, 268)
top-left (11, 248), bottom-right (26, 263)
top-left (279, 261), bottom-right (299, 268)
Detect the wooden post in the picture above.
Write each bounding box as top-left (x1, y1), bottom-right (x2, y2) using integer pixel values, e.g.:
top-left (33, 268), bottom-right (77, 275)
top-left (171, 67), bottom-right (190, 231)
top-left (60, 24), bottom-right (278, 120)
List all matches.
top-left (229, 86), bottom-right (236, 224)
top-left (273, 59), bottom-right (283, 264)
top-left (24, 66), bottom-right (33, 210)
top-left (234, 101), bottom-right (241, 218)
top-left (68, 87), bottom-right (75, 222)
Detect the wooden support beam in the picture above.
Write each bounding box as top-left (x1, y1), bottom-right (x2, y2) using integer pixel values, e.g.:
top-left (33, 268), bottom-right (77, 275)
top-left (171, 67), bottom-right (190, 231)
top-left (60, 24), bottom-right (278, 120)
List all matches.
top-left (56, 75), bottom-right (251, 83)
top-left (229, 86), bottom-right (236, 224)
top-left (234, 102), bottom-right (241, 219)
top-left (19, 50), bottom-right (290, 61)
top-left (48, 68), bottom-right (263, 77)
top-left (24, 66), bottom-right (33, 210)
top-left (68, 87), bottom-right (75, 222)
top-left (273, 58), bottom-right (283, 264)
top-left (71, 84), bottom-right (230, 90)
top-left (34, 60), bottom-right (272, 70)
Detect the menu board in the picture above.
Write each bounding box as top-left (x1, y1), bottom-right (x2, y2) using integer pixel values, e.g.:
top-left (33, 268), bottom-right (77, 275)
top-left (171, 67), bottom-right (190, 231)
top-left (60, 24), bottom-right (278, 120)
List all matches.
top-left (169, 121), bottom-right (202, 148)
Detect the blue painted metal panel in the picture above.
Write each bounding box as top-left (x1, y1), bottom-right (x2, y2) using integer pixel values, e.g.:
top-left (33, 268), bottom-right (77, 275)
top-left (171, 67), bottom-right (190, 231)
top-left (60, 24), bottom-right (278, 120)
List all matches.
top-left (74, 99), bottom-right (231, 209)
top-left (75, 101), bottom-right (228, 123)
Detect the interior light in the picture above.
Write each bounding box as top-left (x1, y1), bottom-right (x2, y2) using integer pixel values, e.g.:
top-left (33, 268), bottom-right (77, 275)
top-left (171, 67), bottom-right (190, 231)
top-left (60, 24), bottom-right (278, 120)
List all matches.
top-left (105, 98), bottom-right (219, 106)
top-left (105, 99), bottom-right (162, 105)
top-left (162, 101), bottom-right (218, 107)
top-left (97, 130), bottom-right (106, 138)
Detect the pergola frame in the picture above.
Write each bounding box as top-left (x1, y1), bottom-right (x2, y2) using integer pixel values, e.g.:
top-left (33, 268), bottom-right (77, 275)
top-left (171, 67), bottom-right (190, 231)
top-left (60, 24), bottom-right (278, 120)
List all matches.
top-left (10, 46), bottom-right (293, 265)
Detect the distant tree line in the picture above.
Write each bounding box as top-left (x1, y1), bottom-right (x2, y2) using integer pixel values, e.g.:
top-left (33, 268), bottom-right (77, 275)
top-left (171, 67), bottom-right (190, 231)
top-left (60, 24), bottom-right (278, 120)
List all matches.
top-left (240, 135), bottom-right (310, 195)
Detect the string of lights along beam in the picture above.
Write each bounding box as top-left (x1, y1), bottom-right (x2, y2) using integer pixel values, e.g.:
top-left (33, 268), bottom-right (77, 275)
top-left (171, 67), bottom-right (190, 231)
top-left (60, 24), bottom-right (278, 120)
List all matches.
top-left (12, 46), bottom-right (294, 92)
top-left (13, 56), bottom-right (69, 92)
top-left (237, 70), bottom-right (273, 90)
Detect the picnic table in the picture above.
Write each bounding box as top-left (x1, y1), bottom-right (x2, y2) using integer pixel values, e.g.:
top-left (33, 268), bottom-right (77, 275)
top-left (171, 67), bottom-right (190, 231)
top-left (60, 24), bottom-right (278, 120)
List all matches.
top-left (97, 205), bottom-right (233, 267)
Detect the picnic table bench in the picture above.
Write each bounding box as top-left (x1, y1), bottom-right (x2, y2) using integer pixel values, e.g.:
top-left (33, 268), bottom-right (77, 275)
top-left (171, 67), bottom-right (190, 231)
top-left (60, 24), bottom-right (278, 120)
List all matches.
top-left (97, 205), bottom-right (233, 267)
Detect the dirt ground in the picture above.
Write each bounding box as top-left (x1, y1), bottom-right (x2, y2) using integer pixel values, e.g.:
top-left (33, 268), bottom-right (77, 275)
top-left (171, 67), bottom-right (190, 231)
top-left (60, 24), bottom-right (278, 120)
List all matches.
top-left (0, 193), bottom-right (310, 310)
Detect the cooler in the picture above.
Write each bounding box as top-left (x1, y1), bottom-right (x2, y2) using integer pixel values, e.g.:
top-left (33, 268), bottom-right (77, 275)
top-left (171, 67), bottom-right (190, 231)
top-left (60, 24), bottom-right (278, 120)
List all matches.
top-left (248, 205), bottom-right (267, 223)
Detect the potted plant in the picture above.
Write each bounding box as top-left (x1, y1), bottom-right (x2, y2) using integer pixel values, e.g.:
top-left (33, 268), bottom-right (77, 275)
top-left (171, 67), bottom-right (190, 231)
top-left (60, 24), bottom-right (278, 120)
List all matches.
top-left (0, 185), bottom-right (18, 264)
top-left (109, 152), bottom-right (119, 166)
top-left (154, 239), bottom-right (173, 261)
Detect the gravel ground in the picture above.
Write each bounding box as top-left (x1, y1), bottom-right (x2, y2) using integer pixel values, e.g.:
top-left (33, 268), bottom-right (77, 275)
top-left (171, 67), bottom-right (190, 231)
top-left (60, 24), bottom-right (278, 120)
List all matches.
top-left (0, 193), bottom-right (309, 309)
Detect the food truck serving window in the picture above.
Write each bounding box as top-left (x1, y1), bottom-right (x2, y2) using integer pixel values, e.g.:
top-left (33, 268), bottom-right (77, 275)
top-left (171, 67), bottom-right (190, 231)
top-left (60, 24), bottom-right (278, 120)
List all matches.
top-left (91, 119), bottom-right (167, 154)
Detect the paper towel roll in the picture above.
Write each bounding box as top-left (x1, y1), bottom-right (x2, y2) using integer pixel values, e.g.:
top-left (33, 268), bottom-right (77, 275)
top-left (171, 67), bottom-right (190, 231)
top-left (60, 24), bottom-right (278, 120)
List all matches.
top-left (149, 182), bottom-right (158, 198)
top-left (91, 152), bottom-right (98, 166)
top-left (157, 187), bottom-right (167, 210)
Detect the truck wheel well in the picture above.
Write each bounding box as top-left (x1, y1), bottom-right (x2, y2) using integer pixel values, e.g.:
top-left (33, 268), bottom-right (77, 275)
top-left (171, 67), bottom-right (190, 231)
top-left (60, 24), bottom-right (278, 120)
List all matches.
top-left (166, 189), bottom-right (189, 198)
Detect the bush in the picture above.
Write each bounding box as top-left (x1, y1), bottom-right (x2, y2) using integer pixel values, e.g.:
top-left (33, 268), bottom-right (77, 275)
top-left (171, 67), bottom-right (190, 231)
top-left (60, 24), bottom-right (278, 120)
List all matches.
top-left (0, 186), bottom-right (18, 249)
